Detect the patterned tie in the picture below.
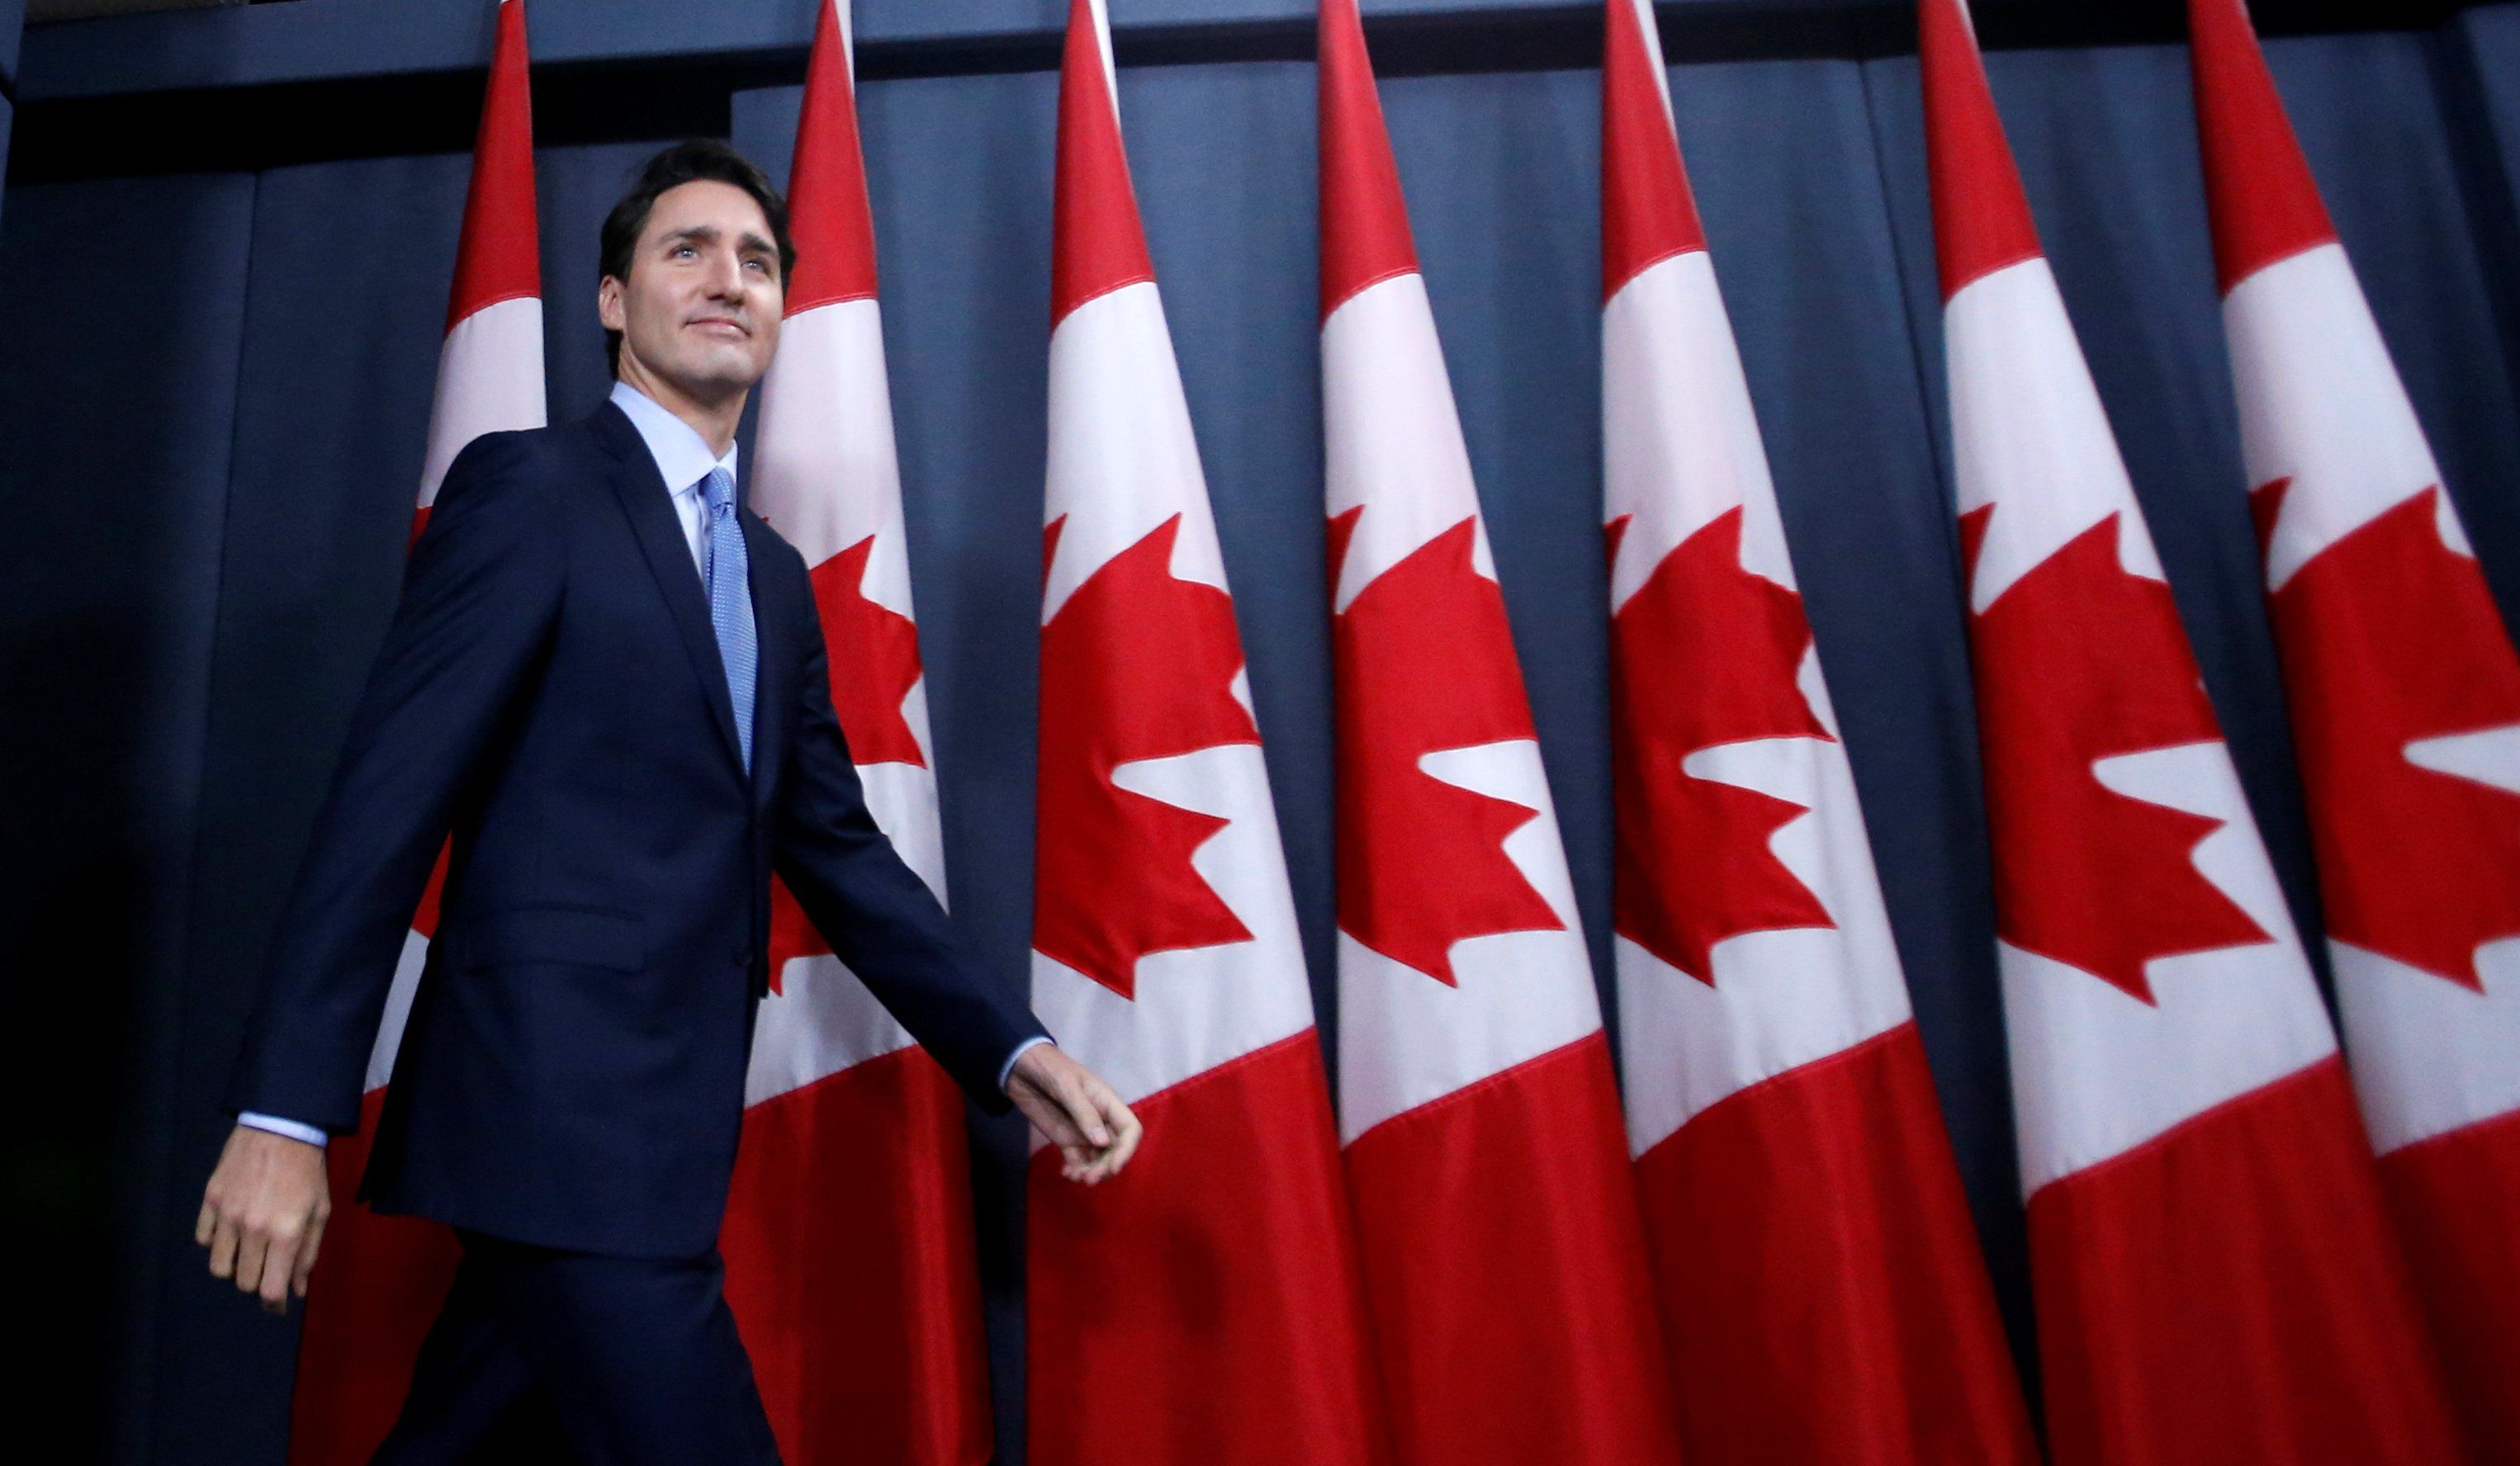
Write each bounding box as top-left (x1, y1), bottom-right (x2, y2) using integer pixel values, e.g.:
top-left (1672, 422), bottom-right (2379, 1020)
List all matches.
top-left (702, 466), bottom-right (756, 772)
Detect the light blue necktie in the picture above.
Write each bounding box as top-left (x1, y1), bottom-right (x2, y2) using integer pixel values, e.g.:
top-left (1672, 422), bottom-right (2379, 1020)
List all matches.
top-left (701, 466), bottom-right (756, 773)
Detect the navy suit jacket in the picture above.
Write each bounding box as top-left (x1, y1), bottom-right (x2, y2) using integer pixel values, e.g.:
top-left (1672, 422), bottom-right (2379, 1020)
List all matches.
top-left (226, 401), bottom-right (1045, 1258)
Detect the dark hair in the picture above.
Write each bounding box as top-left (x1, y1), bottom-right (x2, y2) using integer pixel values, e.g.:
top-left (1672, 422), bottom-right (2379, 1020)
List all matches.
top-left (598, 139), bottom-right (799, 375)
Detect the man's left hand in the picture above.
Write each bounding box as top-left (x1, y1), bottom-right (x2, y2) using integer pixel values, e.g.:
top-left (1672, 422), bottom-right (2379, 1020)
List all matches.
top-left (1006, 1043), bottom-right (1141, 1185)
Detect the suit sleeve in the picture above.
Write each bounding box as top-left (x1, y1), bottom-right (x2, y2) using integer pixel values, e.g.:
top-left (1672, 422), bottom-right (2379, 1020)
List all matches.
top-left (771, 590), bottom-right (1049, 1115)
top-left (224, 433), bottom-right (564, 1133)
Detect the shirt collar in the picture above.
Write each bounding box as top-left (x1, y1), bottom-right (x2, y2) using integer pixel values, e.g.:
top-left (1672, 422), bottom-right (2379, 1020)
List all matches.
top-left (609, 379), bottom-right (740, 499)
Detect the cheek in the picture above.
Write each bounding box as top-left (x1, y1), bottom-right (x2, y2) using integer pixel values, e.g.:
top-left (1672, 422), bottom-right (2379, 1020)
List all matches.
top-left (627, 287), bottom-right (669, 336)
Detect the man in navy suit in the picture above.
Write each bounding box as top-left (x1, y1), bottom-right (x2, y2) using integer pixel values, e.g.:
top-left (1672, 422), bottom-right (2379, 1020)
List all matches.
top-left (195, 140), bottom-right (1140, 1464)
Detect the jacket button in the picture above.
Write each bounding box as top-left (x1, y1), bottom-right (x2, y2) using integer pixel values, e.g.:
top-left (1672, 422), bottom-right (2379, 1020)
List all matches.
top-left (732, 944), bottom-right (751, 967)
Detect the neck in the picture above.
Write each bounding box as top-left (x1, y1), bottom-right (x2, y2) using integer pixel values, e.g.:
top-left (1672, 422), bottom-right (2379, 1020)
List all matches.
top-left (615, 357), bottom-right (745, 458)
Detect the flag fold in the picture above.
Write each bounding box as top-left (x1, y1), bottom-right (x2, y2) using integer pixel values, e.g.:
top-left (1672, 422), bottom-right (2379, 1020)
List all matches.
top-left (1026, 5), bottom-right (1390, 1463)
top-left (2191, 4), bottom-right (2520, 1459)
top-left (1919, 3), bottom-right (2464, 1462)
top-left (1602, 3), bottom-right (2037, 1460)
top-left (1322, 2), bottom-right (1681, 1462)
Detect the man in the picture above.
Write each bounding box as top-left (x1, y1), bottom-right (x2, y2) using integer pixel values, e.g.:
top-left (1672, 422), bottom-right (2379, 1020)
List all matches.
top-left (197, 140), bottom-right (1140, 1464)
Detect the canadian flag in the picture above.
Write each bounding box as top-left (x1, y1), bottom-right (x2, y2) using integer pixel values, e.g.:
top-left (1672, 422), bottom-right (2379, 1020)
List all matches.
top-left (1318, 3), bottom-right (1680, 1463)
top-left (1918, 2), bottom-right (2467, 1463)
top-left (2189, 2), bottom-right (2520, 1459)
top-left (1599, 2), bottom-right (2037, 1462)
top-left (284, 2), bottom-right (545, 1462)
top-left (722, 4), bottom-right (992, 1464)
top-left (1024, 3), bottom-right (1389, 1464)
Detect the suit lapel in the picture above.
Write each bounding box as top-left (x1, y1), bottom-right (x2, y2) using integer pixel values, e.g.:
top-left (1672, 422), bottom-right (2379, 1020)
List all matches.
top-left (590, 402), bottom-right (747, 778)
top-left (741, 504), bottom-right (792, 814)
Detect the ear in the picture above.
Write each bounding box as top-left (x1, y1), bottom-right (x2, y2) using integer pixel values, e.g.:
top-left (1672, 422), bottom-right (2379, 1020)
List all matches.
top-left (597, 275), bottom-right (626, 333)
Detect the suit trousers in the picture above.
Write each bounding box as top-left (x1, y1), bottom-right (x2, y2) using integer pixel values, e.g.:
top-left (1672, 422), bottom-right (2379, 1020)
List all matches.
top-left (368, 1228), bottom-right (784, 1466)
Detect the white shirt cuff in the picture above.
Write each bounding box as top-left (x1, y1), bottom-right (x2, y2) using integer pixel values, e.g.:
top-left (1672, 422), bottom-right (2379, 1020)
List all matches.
top-left (997, 1036), bottom-right (1053, 1093)
top-left (238, 1111), bottom-right (329, 1149)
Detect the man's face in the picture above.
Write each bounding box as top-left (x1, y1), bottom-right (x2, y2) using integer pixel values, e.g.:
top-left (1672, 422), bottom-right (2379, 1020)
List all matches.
top-left (599, 179), bottom-right (784, 399)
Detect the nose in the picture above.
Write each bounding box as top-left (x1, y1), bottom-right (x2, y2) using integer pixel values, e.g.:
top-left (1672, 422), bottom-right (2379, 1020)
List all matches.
top-left (703, 244), bottom-right (745, 301)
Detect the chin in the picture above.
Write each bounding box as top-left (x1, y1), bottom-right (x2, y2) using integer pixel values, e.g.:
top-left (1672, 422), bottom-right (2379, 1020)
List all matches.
top-left (666, 357), bottom-right (767, 397)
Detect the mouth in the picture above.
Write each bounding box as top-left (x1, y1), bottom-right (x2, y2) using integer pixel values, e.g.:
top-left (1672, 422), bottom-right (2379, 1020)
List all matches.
top-left (689, 317), bottom-right (749, 339)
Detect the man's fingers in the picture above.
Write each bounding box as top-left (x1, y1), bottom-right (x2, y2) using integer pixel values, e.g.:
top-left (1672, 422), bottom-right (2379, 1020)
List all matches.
top-left (1030, 1082), bottom-right (1097, 1180)
top-left (1079, 1124), bottom-right (1135, 1184)
top-left (259, 1230), bottom-right (300, 1308)
top-left (1019, 1081), bottom-right (1090, 1152)
top-left (292, 1212), bottom-right (327, 1298)
top-left (1069, 1076), bottom-right (1112, 1149)
top-left (1077, 1100), bottom-right (1126, 1179)
top-left (1030, 1089), bottom-right (1086, 1147)
top-left (1044, 1070), bottom-right (1111, 1149)
top-left (206, 1215), bottom-right (239, 1281)
top-left (232, 1230), bottom-right (270, 1297)
top-left (1061, 1088), bottom-right (1141, 1185)
top-left (198, 1123), bottom-right (331, 1306)
top-left (1100, 1100), bottom-right (1144, 1175)
top-left (1016, 1057), bottom-right (1144, 1185)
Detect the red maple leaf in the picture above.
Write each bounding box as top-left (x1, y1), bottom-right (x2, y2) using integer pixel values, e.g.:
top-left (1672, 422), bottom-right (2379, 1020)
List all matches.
top-left (1032, 513), bottom-right (1260, 997)
top-left (1609, 507), bottom-right (1836, 982)
top-left (2261, 482), bottom-right (2520, 987)
top-left (812, 535), bottom-right (928, 769)
top-left (1333, 511), bottom-right (1566, 984)
top-left (1963, 508), bottom-right (2267, 1001)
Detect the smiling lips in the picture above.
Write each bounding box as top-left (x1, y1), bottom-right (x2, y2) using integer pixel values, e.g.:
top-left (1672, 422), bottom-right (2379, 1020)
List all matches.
top-left (691, 316), bottom-right (749, 337)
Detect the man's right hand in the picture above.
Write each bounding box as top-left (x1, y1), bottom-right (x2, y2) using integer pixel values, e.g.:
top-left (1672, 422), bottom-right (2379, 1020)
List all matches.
top-left (197, 1123), bottom-right (332, 1315)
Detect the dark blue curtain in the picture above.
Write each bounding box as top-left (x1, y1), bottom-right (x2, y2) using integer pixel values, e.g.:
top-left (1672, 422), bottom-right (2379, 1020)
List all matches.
top-left (10, 9), bottom-right (2520, 1462)
top-left (0, 171), bottom-right (257, 1459)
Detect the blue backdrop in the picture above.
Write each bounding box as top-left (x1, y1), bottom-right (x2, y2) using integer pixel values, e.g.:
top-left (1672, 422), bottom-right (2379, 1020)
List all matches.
top-left (8, 3), bottom-right (2520, 1462)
